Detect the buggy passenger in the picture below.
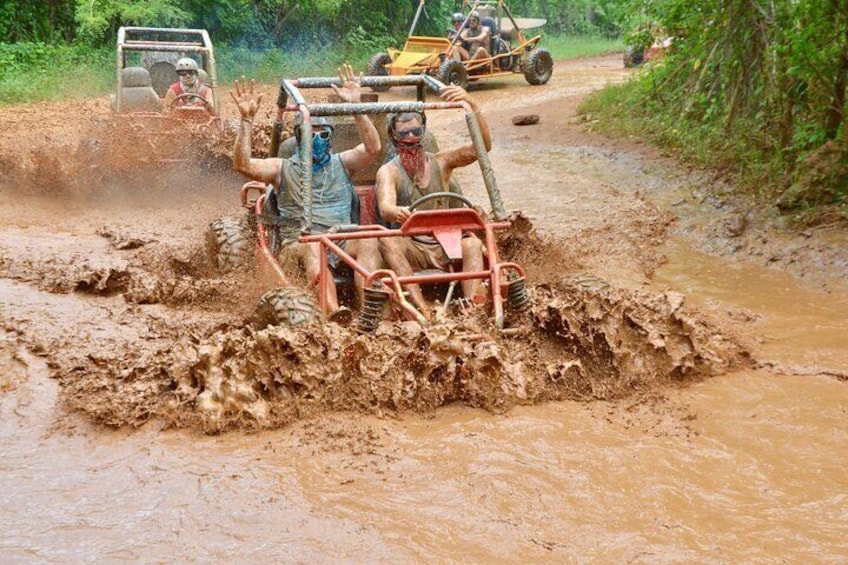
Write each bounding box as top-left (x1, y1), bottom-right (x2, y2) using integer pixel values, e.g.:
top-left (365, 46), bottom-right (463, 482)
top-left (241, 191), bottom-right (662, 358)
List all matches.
top-left (163, 58), bottom-right (214, 111)
top-left (450, 11), bottom-right (491, 61)
top-left (231, 64), bottom-right (382, 319)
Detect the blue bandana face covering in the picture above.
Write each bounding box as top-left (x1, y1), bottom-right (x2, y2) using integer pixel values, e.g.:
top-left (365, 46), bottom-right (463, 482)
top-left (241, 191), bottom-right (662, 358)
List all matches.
top-left (311, 134), bottom-right (331, 172)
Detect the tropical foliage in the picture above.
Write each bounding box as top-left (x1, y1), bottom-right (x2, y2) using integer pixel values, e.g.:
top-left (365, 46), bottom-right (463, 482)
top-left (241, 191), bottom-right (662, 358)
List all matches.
top-left (585, 0), bottom-right (848, 222)
top-left (1, 1), bottom-right (628, 47)
top-left (0, 0), bottom-right (626, 105)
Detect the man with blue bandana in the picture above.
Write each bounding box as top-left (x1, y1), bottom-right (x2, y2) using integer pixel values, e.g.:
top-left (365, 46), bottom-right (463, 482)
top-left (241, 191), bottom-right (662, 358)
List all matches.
top-left (231, 64), bottom-right (382, 319)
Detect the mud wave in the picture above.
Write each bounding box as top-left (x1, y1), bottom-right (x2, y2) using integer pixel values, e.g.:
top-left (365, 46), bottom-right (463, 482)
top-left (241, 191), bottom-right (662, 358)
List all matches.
top-left (52, 274), bottom-right (747, 434)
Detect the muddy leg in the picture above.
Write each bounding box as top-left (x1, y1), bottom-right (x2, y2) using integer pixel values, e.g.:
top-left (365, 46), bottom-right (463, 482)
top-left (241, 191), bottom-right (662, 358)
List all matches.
top-left (379, 238), bottom-right (432, 319)
top-left (461, 235), bottom-right (484, 300)
top-left (300, 242), bottom-right (339, 313)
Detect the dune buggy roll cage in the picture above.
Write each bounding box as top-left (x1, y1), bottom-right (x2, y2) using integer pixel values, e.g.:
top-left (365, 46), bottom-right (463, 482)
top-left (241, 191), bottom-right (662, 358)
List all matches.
top-left (397, 0), bottom-right (543, 77)
top-left (115, 27), bottom-right (220, 115)
top-left (270, 73), bottom-right (508, 229)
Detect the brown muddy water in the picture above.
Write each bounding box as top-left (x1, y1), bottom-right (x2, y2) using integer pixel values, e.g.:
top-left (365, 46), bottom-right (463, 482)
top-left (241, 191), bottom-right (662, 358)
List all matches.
top-left (2, 55), bottom-right (847, 562)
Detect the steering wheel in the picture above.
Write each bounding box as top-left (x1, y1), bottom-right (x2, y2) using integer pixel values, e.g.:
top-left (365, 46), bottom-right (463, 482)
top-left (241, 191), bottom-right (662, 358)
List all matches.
top-left (408, 191), bottom-right (474, 211)
top-left (170, 92), bottom-right (211, 109)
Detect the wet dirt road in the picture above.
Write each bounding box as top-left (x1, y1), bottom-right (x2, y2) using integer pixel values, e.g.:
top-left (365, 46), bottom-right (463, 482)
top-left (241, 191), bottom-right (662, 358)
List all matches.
top-left (2, 55), bottom-right (847, 562)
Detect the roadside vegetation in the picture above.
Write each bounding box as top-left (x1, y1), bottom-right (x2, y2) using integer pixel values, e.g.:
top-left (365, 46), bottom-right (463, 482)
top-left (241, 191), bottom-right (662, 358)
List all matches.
top-left (581, 0), bottom-right (848, 227)
top-left (0, 33), bottom-right (619, 106)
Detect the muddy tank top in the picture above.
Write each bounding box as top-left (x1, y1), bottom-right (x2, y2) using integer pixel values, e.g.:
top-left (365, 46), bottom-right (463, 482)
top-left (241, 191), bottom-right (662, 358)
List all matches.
top-left (386, 153), bottom-right (464, 243)
top-left (276, 153), bottom-right (356, 239)
top-left (389, 153), bottom-right (461, 211)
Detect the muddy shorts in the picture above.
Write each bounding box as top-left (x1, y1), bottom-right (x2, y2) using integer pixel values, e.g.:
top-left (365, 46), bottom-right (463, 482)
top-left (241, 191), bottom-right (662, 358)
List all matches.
top-left (399, 237), bottom-right (450, 272)
top-left (278, 238), bottom-right (349, 273)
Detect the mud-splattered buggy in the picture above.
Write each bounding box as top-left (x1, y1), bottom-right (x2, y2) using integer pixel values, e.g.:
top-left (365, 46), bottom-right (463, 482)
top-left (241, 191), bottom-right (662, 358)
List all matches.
top-left (113, 26), bottom-right (220, 118)
top-left (207, 73), bottom-right (530, 334)
top-left (366, 0), bottom-right (552, 91)
top-left (100, 27), bottom-right (223, 169)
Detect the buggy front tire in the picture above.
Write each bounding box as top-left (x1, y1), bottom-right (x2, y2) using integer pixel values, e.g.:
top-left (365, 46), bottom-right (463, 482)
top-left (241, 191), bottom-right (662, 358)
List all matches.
top-left (366, 52), bottom-right (393, 92)
top-left (206, 217), bottom-right (251, 273)
top-left (438, 59), bottom-right (469, 90)
top-left (522, 48), bottom-right (553, 85)
top-left (255, 288), bottom-right (323, 328)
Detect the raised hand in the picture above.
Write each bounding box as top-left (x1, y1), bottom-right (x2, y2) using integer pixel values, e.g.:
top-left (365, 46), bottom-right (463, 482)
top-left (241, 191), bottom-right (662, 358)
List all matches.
top-left (439, 85), bottom-right (470, 103)
top-left (230, 76), bottom-right (264, 120)
top-left (331, 63), bottom-right (362, 104)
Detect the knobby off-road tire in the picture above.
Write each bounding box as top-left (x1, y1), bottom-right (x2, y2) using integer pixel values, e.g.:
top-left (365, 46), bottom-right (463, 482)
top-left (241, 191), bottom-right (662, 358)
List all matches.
top-left (623, 47), bottom-right (645, 68)
top-left (254, 287), bottom-right (323, 328)
top-left (367, 52), bottom-right (393, 92)
top-left (439, 58), bottom-right (469, 90)
top-left (206, 217), bottom-right (251, 273)
top-left (522, 48), bottom-right (553, 85)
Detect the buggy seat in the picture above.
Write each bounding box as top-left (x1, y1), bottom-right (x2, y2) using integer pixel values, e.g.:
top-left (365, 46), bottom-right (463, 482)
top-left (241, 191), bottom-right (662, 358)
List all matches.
top-left (113, 67), bottom-right (161, 113)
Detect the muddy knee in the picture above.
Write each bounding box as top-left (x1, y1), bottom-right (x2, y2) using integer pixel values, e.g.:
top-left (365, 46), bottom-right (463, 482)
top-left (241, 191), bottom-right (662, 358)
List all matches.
top-left (379, 238), bottom-right (405, 261)
top-left (461, 236), bottom-right (483, 256)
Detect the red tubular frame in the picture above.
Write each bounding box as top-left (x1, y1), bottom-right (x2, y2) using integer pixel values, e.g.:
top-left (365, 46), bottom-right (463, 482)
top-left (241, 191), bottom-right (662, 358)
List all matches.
top-left (297, 209), bottom-right (524, 330)
top-left (242, 183), bottom-right (525, 330)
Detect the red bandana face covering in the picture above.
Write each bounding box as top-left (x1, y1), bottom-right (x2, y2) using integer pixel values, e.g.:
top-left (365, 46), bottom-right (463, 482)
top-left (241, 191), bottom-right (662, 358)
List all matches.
top-left (395, 136), bottom-right (426, 184)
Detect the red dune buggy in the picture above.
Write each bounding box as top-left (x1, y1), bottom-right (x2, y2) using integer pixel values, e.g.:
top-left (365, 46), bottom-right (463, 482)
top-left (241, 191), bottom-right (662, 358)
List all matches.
top-left (208, 73), bottom-right (529, 334)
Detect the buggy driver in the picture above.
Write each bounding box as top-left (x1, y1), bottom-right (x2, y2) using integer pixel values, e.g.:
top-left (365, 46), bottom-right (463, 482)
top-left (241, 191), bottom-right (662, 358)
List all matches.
top-left (163, 57), bottom-right (214, 111)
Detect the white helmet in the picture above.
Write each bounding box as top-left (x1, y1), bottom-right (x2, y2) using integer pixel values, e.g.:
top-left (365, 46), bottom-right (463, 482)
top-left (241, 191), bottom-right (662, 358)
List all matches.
top-left (175, 58), bottom-right (198, 73)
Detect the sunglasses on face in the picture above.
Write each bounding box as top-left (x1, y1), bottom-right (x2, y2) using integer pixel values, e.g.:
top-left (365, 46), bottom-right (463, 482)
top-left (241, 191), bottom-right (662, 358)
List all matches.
top-left (395, 126), bottom-right (425, 139)
top-left (176, 70), bottom-right (197, 77)
top-left (313, 129), bottom-right (332, 140)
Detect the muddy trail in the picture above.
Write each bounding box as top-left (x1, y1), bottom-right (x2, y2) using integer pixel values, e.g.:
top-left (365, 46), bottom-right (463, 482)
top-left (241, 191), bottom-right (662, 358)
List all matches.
top-left (1, 55), bottom-right (847, 561)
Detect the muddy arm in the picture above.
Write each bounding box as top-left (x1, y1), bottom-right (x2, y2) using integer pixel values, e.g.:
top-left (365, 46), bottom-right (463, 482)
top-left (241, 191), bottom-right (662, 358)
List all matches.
top-left (332, 64), bottom-right (381, 176)
top-left (162, 88), bottom-right (176, 109)
top-left (231, 78), bottom-right (281, 185)
top-left (437, 86), bottom-right (492, 172)
top-left (376, 164), bottom-right (410, 224)
top-left (340, 114), bottom-right (381, 176)
top-left (202, 86), bottom-right (215, 111)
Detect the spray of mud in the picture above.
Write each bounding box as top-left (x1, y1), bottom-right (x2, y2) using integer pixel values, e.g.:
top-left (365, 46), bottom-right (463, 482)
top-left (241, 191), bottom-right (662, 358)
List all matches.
top-left (32, 220), bottom-right (747, 434)
top-left (0, 106), bottom-right (274, 200)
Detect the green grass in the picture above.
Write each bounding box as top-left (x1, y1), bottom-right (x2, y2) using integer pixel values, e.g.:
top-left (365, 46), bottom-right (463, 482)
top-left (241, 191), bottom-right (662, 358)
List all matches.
top-left (0, 43), bottom-right (113, 105)
top-left (543, 34), bottom-right (624, 60)
top-left (0, 34), bottom-right (624, 106)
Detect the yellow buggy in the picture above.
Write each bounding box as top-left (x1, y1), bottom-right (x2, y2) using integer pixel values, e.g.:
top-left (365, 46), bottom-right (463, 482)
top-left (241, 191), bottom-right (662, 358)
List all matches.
top-left (366, 0), bottom-right (553, 91)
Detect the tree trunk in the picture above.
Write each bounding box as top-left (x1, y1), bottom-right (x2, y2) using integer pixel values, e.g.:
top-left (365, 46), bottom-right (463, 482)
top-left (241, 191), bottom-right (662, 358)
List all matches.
top-left (825, 4), bottom-right (848, 140)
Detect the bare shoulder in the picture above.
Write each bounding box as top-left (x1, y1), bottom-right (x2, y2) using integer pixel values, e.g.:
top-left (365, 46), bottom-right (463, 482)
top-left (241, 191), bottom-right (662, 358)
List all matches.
top-left (377, 160), bottom-right (398, 179)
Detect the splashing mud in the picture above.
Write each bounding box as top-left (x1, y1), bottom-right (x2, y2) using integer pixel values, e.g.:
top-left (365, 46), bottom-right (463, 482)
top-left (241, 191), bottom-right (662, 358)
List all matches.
top-left (40, 224), bottom-right (746, 434)
top-left (0, 113), bottom-right (748, 434)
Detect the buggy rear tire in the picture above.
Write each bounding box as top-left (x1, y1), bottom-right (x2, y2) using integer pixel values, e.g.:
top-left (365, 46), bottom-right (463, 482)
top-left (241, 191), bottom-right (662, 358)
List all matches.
top-left (623, 47), bottom-right (645, 68)
top-left (439, 59), bottom-right (469, 90)
top-left (522, 48), bottom-right (553, 85)
top-left (206, 217), bottom-right (251, 273)
top-left (255, 287), bottom-right (323, 328)
top-left (367, 52), bottom-right (393, 92)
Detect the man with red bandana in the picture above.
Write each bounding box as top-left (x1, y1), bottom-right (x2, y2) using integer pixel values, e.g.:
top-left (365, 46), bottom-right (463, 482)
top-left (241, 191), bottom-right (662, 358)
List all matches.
top-left (375, 85), bottom-right (492, 319)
